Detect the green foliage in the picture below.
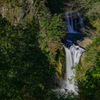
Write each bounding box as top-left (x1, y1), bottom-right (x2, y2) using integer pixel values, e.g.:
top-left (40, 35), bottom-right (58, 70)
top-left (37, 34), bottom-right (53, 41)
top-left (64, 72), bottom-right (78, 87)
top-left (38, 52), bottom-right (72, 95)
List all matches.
top-left (48, 91), bottom-right (79, 100)
top-left (46, 0), bottom-right (66, 14)
top-left (0, 15), bottom-right (56, 99)
top-left (0, 0), bottom-right (100, 99)
top-left (39, 13), bottom-right (65, 64)
top-left (2, 0), bottom-right (23, 6)
top-left (77, 31), bottom-right (100, 100)
top-left (4, 0), bottom-right (12, 3)
top-left (77, 0), bottom-right (100, 21)
top-left (0, 0), bottom-right (66, 98)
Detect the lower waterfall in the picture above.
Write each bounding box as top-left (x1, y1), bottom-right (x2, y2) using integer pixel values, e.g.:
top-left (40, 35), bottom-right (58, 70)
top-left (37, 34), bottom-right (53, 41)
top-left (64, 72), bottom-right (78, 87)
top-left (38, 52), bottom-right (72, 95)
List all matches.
top-left (63, 44), bottom-right (85, 95)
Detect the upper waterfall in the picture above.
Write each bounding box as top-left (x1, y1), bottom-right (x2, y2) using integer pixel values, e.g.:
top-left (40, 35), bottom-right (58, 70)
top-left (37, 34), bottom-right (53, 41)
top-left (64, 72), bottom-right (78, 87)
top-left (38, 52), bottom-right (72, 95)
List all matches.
top-left (65, 12), bottom-right (85, 45)
top-left (66, 12), bottom-right (84, 34)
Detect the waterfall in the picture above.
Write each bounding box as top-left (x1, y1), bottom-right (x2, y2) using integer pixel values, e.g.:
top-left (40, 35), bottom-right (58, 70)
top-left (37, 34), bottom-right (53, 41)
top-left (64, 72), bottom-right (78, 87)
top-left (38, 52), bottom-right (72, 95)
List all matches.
top-left (66, 12), bottom-right (79, 33)
top-left (77, 12), bottom-right (85, 32)
top-left (52, 12), bottom-right (85, 96)
top-left (75, 13), bottom-right (77, 31)
top-left (63, 12), bottom-right (85, 95)
top-left (63, 44), bottom-right (85, 95)
top-left (66, 12), bottom-right (85, 34)
top-left (70, 12), bottom-right (74, 31)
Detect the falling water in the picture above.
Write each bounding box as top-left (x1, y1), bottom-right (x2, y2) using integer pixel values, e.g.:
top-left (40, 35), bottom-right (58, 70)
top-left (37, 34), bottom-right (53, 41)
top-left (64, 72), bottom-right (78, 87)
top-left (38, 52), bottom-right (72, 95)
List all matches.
top-left (77, 12), bottom-right (85, 32)
top-left (75, 13), bottom-right (77, 31)
top-left (52, 12), bottom-right (85, 96)
top-left (63, 12), bottom-right (85, 95)
top-left (63, 44), bottom-right (85, 95)
top-left (66, 12), bottom-right (85, 33)
top-left (66, 12), bottom-right (75, 33)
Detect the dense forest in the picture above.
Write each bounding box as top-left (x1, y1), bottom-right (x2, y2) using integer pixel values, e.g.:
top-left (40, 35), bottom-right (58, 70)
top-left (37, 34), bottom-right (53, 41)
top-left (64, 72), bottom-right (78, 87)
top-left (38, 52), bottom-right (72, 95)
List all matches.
top-left (0, 0), bottom-right (100, 100)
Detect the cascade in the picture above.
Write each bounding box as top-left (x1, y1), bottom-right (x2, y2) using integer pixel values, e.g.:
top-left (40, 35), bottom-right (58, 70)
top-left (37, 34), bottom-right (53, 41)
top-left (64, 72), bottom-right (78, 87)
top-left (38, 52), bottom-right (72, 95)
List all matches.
top-left (63, 44), bottom-right (85, 95)
top-left (66, 12), bottom-right (85, 34)
top-left (52, 12), bottom-right (85, 96)
top-left (63, 12), bottom-right (85, 95)
top-left (77, 12), bottom-right (85, 32)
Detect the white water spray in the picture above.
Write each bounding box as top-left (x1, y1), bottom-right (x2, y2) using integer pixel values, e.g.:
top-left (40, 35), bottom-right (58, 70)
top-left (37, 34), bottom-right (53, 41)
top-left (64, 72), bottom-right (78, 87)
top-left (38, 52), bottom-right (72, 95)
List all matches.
top-left (63, 44), bottom-right (85, 95)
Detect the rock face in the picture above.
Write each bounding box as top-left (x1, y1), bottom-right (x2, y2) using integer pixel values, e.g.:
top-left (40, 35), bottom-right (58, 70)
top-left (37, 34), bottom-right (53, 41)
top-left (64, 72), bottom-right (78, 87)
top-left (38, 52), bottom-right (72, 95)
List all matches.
top-left (78, 38), bottom-right (94, 70)
top-left (78, 38), bottom-right (93, 48)
top-left (0, 0), bottom-right (38, 25)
